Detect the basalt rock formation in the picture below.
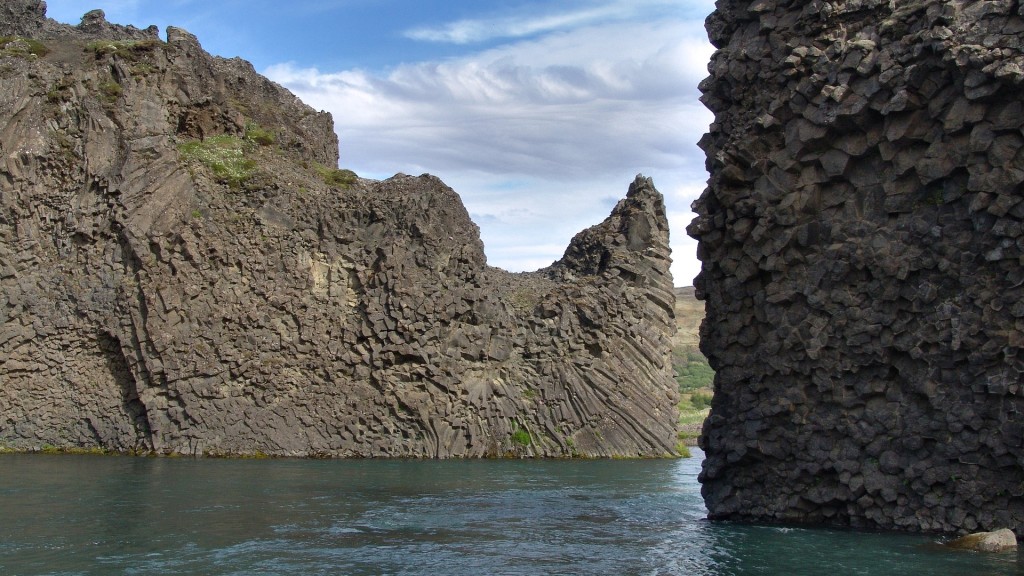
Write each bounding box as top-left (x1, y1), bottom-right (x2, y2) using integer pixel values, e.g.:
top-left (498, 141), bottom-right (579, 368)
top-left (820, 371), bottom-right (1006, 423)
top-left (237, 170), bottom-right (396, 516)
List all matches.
top-left (692, 0), bottom-right (1024, 534)
top-left (0, 2), bottom-right (678, 457)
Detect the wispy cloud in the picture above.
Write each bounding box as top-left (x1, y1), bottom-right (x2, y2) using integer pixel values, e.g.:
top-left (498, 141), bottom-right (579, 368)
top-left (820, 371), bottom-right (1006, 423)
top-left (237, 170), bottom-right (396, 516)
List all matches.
top-left (404, 0), bottom-right (686, 44)
top-left (269, 9), bottom-right (715, 283)
top-left (268, 20), bottom-right (711, 177)
top-left (405, 6), bottom-right (620, 44)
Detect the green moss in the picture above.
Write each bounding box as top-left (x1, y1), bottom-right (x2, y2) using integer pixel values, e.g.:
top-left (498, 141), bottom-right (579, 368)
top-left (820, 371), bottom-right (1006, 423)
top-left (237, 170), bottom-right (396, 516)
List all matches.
top-left (38, 445), bottom-right (112, 456)
top-left (178, 135), bottom-right (258, 188)
top-left (315, 164), bottom-right (358, 189)
top-left (0, 36), bottom-right (49, 58)
top-left (244, 122), bottom-right (276, 146)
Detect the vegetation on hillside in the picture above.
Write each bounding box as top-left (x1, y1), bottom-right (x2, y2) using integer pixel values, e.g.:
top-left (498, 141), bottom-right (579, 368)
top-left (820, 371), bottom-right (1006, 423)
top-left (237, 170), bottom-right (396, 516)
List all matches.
top-left (315, 164), bottom-right (358, 189)
top-left (672, 287), bottom-right (713, 450)
top-left (178, 134), bottom-right (258, 188)
top-left (0, 35), bottom-right (49, 58)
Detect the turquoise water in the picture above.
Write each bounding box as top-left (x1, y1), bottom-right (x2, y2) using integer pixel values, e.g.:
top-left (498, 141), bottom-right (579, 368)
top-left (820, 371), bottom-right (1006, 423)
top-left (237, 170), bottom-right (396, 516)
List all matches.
top-left (0, 448), bottom-right (1019, 575)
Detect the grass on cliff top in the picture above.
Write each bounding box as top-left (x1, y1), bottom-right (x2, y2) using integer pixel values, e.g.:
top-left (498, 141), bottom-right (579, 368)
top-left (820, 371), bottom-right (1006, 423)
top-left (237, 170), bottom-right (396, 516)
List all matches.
top-left (86, 39), bottom-right (161, 59)
top-left (0, 36), bottom-right (49, 58)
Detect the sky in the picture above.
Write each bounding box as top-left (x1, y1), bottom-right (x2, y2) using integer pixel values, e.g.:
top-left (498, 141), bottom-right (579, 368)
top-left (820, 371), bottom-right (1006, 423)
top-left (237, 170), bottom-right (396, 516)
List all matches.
top-left (45, 0), bottom-right (717, 286)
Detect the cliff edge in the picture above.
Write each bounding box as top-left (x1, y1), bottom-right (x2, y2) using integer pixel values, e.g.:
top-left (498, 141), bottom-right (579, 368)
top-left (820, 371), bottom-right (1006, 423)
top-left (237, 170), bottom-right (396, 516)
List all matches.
top-left (0, 3), bottom-right (678, 457)
top-left (692, 0), bottom-right (1024, 534)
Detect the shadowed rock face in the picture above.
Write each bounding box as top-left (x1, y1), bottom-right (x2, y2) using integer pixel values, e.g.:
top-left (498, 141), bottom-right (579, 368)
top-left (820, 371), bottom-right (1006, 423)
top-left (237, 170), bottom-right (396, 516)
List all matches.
top-left (691, 0), bottom-right (1024, 533)
top-left (0, 4), bottom-right (678, 457)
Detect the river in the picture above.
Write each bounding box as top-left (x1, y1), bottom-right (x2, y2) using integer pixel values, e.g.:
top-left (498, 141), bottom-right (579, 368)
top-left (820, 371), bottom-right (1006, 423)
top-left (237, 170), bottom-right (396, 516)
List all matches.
top-left (0, 448), bottom-right (1018, 575)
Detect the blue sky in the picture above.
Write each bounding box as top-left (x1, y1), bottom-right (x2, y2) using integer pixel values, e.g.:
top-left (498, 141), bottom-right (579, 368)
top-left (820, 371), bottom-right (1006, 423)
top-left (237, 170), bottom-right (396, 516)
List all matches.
top-left (45, 1), bottom-right (716, 285)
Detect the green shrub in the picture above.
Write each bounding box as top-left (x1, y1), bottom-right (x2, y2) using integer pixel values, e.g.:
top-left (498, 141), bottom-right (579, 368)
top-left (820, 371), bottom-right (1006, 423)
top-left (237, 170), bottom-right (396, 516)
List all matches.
top-left (690, 391), bottom-right (713, 410)
top-left (98, 81), bottom-right (122, 102)
top-left (511, 425), bottom-right (531, 447)
top-left (178, 135), bottom-right (257, 188)
top-left (674, 348), bottom-right (714, 393)
top-left (0, 36), bottom-right (49, 58)
top-left (316, 165), bottom-right (358, 189)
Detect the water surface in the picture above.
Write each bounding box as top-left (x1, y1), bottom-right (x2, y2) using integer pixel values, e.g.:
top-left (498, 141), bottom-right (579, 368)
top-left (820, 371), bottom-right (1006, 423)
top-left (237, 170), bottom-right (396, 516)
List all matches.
top-left (0, 449), bottom-right (1019, 575)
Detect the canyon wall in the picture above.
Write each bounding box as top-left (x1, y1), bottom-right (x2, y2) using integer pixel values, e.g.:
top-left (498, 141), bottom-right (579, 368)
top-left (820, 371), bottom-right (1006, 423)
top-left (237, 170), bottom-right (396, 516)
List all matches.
top-left (692, 0), bottom-right (1024, 534)
top-left (0, 2), bottom-right (679, 457)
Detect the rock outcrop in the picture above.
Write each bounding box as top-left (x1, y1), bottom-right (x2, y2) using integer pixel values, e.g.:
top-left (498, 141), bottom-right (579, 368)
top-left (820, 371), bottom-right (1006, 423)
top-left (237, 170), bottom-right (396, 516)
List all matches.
top-left (691, 0), bottom-right (1024, 533)
top-left (0, 3), bottom-right (678, 457)
top-left (946, 528), bottom-right (1018, 553)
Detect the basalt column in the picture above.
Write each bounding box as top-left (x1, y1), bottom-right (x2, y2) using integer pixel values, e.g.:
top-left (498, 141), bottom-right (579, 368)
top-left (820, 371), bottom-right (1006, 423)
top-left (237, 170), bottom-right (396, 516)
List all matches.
top-left (691, 0), bottom-right (1024, 534)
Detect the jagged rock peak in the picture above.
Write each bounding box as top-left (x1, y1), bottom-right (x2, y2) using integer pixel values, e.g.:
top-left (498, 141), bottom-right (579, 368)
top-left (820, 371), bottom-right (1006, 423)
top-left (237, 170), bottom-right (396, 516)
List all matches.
top-left (0, 10), bottom-right (679, 458)
top-left (550, 175), bottom-right (671, 278)
top-left (1, 1), bottom-right (159, 40)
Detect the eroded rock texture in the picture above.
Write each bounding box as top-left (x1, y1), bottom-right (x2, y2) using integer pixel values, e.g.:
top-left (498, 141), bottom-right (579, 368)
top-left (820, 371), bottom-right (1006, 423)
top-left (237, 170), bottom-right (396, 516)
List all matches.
top-left (692, 0), bottom-right (1024, 533)
top-left (0, 3), bottom-right (678, 457)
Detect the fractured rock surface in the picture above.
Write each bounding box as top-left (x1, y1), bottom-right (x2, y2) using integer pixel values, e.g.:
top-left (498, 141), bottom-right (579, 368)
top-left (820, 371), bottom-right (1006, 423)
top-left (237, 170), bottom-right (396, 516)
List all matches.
top-left (0, 3), bottom-right (678, 457)
top-left (692, 0), bottom-right (1024, 533)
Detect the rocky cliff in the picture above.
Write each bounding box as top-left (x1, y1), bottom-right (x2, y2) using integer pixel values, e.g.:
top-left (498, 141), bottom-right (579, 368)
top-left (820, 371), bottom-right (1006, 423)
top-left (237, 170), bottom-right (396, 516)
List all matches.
top-left (692, 0), bottom-right (1024, 534)
top-left (0, 2), bottom-right (679, 457)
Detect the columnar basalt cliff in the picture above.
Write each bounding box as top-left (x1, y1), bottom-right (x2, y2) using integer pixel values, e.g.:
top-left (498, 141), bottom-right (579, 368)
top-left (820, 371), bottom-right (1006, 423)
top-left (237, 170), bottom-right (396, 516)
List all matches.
top-left (0, 2), bottom-right (678, 457)
top-left (691, 0), bottom-right (1024, 533)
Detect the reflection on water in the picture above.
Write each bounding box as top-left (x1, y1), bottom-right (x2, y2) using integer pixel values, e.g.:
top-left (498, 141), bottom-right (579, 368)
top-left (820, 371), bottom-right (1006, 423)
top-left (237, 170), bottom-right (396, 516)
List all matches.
top-left (0, 449), bottom-right (1019, 575)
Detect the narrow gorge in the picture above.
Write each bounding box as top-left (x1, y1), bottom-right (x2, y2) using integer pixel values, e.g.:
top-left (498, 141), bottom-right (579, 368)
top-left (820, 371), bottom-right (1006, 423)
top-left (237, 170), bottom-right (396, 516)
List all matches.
top-left (693, 0), bottom-right (1024, 534)
top-left (0, 1), bottom-right (679, 458)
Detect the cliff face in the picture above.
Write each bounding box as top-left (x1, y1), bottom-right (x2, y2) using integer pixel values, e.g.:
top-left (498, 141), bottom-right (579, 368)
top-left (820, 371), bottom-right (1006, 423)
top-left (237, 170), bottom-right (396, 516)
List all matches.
top-left (0, 3), bottom-right (678, 457)
top-left (692, 0), bottom-right (1024, 533)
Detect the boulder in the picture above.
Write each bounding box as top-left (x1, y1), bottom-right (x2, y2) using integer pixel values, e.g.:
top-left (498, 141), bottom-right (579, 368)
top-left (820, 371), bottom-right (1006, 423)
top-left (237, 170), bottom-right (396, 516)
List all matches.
top-left (946, 529), bottom-right (1018, 553)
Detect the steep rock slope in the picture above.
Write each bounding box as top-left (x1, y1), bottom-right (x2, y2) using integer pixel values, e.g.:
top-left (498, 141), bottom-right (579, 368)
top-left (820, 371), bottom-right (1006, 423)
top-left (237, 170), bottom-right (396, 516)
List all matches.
top-left (0, 3), bottom-right (678, 457)
top-left (692, 0), bottom-right (1024, 534)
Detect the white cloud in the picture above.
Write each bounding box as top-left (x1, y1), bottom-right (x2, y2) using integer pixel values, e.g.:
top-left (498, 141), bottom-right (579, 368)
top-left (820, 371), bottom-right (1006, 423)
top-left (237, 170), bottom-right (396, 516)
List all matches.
top-left (404, 0), bottom-right (702, 44)
top-left (266, 16), bottom-right (713, 284)
top-left (405, 6), bottom-right (623, 44)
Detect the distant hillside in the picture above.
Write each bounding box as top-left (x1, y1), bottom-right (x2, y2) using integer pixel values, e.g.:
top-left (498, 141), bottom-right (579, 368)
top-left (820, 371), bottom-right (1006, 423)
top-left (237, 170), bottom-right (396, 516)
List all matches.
top-left (672, 287), bottom-right (712, 445)
top-left (673, 287), bottom-right (702, 351)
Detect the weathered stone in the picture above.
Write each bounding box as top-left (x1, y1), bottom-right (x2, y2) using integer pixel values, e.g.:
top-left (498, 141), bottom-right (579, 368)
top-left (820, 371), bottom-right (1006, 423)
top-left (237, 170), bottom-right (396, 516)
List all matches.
top-left (691, 0), bottom-right (1024, 535)
top-left (0, 2), bottom-right (679, 458)
top-left (946, 528), bottom-right (1018, 553)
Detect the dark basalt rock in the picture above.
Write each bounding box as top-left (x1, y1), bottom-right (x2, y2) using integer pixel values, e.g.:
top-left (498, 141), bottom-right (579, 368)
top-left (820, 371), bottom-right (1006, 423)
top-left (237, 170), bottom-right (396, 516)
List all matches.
top-left (692, 0), bottom-right (1024, 534)
top-left (0, 2), bottom-right (678, 457)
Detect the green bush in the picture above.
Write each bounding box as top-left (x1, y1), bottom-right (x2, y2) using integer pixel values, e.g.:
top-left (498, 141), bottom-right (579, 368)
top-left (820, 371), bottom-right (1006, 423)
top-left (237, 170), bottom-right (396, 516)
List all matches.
top-left (674, 347), bottom-right (714, 393)
top-left (316, 165), bottom-right (358, 189)
top-left (178, 135), bottom-right (257, 188)
top-left (690, 391), bottom-right (713, 410)
top-left (511, 425), bottom-right (531, 447)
